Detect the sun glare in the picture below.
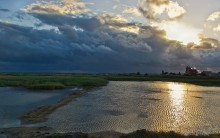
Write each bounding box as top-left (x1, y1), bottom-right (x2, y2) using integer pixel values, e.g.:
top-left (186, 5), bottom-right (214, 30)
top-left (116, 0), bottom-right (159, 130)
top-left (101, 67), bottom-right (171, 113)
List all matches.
top-left (168, 83), bottom-right (184, 92)
top-left (158, 22), bottom-right (201, 45)
top-left (168, 83), bottom-right (185, 102)
top-left (168, 83), bottom-right (186, 125)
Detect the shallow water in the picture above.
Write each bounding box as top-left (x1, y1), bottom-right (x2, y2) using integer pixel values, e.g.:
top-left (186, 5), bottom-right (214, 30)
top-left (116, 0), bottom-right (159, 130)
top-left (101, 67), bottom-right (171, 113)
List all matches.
top-left (0, 87), bottom-right (79, 128)
top-left (45, 81), bottom-right (220, 135)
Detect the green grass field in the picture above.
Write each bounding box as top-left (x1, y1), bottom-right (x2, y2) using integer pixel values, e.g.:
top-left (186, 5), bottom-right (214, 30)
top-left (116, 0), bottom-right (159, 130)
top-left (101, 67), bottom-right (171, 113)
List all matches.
top-left (1, 73), bottom-right (220, 90)
top-left (0, 74), bottom-right (108, 90)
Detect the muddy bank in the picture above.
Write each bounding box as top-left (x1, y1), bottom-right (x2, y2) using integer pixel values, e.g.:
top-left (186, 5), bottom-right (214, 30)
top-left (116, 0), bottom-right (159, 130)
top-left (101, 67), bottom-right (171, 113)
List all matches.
top-left (0, 127), bottom-right (53, 138)
top-left (20, 87), bottom-right (93, 124)
top-left (0, 127), bottom-right (121, 138)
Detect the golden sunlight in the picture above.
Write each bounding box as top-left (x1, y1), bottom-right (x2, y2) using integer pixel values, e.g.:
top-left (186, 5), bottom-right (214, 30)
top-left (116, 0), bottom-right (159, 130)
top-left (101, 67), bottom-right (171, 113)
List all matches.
top-left (168, 83), bottom-right (186, 125)
top-left (120, 26), bottom-right (140, 34)
top-left (158, 22), bottom-right (201, 44)
top-left (168, 83), bottom-right (185, 102)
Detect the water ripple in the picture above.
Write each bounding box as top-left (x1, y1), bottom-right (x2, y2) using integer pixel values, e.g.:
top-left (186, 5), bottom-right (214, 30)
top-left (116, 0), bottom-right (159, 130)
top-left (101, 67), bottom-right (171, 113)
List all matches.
top-left (45, 81), bottom-right (220, 135)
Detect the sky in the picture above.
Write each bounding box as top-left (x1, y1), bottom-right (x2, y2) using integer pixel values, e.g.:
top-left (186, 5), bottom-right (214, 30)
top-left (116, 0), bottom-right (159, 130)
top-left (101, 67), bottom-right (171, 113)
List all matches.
top-left (0, 0), bottom-right (220, 73)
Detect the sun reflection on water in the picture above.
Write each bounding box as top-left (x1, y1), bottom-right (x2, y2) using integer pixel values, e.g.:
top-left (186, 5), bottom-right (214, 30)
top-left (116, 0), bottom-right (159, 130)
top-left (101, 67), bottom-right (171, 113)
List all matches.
top-left (168, 83), bottom-right (187, 127)
top-left (168, 83), bottom-right (185, 102)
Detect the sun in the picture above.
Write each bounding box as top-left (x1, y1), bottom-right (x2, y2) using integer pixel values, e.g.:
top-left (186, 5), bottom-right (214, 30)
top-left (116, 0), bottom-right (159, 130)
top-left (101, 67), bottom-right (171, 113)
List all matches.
top-left (156, 22), bottom-right (201, 45)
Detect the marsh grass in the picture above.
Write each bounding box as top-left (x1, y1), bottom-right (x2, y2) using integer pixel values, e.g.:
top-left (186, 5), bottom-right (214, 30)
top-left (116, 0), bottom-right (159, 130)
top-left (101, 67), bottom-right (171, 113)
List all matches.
top-left (105, 74), bottom-right (220, 86)
top-left (26, 83), bottom-right (66, 90)
top-left (1, 74), bottom-right (220, 90)
top-left (0, 74), bottom-right (108, 90)
top-left (25, 129), bottom-right (220, 138)
top-left (120, 129), bottom-right (220, 138)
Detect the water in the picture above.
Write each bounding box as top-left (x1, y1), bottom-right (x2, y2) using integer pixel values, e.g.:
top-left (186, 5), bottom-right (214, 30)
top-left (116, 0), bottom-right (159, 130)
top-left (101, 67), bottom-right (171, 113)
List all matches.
top-left (45, 81), bottom-right (220, 135)
top-left (0, 87), bottom-right (79, 128)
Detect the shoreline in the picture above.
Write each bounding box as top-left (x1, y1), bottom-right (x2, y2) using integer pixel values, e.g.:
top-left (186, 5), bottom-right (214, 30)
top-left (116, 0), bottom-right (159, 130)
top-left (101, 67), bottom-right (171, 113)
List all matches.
top-left (20, 87), bottom-right (94, 124)
top-left (1, 127), bottom-right (220, 138)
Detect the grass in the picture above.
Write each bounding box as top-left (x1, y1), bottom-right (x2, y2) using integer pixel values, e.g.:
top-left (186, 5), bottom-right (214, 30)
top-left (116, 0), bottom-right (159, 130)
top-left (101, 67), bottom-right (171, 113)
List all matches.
top-left (0, 74), bottom-right (108, 90)
top-left (1, 73), bottom-right (220, 90)
top-left (120, 129), bottom-right (220, 138)
top-left (26, 83), bottom-right (66, 90)
top-left (105, 74), bottom-right (220, 86)
top-left (49, 133), bottom-right (88, 138)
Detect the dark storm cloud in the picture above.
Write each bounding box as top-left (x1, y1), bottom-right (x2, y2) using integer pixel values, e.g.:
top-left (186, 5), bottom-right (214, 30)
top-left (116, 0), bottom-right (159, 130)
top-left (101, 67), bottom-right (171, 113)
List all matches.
top-left (0, 15), bottom-right (185, 73)
top-left (0, 21), bottom-right (118, 72)
top-left (167, 42), bottom-right (193, 60)
top-left (31, 13), bottom-right (101, 31)
top-left (0, 22), bottom-right (67, 63)
top-left (1, 6), bottom-right (219, 73)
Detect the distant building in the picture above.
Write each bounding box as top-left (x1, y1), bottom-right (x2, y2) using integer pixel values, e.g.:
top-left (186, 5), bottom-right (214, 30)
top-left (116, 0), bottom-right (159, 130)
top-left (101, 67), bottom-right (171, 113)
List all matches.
top-left (185, 66), bottom-right (199, 76)
top-left (161, 70), bottom-right (168, 75)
